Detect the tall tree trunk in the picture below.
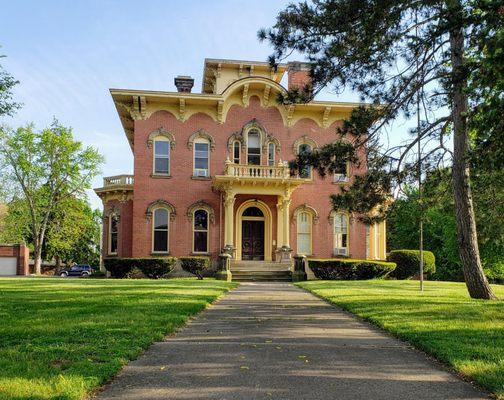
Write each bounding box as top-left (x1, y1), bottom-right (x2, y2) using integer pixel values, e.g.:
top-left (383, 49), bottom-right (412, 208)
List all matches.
top-left (33, 240), bottom-right (42, 276)
top-left (448, 11), bottom-right (497, 300)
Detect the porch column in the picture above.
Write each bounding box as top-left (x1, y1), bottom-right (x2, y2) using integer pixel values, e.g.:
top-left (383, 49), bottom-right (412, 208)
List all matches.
top-left (223, 191), bottom-right (235, 255)
top-left (282, 197), bottom-right (291, 248)
top-left (276, 197), bottom-right (284, 249)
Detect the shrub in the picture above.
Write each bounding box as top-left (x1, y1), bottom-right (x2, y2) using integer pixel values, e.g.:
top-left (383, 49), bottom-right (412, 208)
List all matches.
top-left (104, 258), bottom-right (132, 278)
top-left (91, 270), bottom-right (106, 278)
top-left (104, 258), bottom-right (177, 279)
top-left (136, 258), bottom-right (177, 279)
top-left (308, 258), bottom-right (396, 280)
top-left (180, 257), bottom-right (210, 280)
top-left (387, 250), bottom-right (436, 279)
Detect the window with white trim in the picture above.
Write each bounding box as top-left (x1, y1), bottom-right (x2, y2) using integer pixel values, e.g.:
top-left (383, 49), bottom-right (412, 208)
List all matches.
top-left (109, 215), bottom-right (118, 255)
top-left (154, 138), bottom-right (170, 175)
top-left (268, 142), bottom-right (275, 166)
top-left (193, 138), bottom-right (210, 177)
top-left (297, 211), bottom-right (312, 255)
top-left (298, 143), bottom-right (312, 178)
top-left (333, 213), bottom-right (348, 256)
top-left (333, 161), bottom-right (349, 182)
top-left (247, 129), bottom-right (261, 165)
top-left (193, 209), bottom-right (209, 253)
top-left (233, 141), bottom-right (240, 164)
top-left (153, 208), bottom-right (169, 253)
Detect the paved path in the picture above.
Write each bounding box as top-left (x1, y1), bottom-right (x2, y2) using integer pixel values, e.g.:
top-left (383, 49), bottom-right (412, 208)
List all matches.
top-left (96, 283), bottom-right (488, 400)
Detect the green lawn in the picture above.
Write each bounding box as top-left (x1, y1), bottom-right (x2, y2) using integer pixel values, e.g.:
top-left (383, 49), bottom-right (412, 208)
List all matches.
top-left (0, 278), bottom-right (236, 400)
top-left (297, 280), bottom-right (504, 399)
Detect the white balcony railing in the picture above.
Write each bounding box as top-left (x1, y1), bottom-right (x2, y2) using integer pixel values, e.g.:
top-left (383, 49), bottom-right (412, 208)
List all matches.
top-left (224, 162), bottom-right (293, 179)
top-left (103, 175), bottom-right (134, 187)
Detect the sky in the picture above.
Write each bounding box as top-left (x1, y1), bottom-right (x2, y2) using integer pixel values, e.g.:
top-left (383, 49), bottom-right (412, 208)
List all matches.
top-left (1, 0), bottom-right (412, 210)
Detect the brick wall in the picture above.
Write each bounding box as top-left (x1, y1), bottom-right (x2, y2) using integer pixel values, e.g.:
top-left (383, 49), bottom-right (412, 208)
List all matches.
top-left (102, 96), bottom-right (368, 260)
top-left (288, 62), bottom-right (312, 90)
top-left (0, 244), bottom-right (29, 275)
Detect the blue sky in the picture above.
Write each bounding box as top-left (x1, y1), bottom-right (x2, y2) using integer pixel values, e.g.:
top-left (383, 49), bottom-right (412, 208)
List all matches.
top-left (1, 0), bottom-right (410, 209)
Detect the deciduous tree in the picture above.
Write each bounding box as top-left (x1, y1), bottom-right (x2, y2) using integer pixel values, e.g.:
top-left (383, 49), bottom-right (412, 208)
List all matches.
top-left (0, 121), bottom-right (103, 274)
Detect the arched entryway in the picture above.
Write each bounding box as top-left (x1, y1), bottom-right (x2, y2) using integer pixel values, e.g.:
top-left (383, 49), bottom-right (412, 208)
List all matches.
top-left (235, 200), bottom-right (272, 261)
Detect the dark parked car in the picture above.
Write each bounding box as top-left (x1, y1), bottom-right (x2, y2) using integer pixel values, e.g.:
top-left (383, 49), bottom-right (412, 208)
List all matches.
top-left (58, 264), bottom-right (94, 277)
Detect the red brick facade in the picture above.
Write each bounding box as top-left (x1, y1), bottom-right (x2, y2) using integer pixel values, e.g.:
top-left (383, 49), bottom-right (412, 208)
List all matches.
top-left (96, 58), bottom-right (379, 263)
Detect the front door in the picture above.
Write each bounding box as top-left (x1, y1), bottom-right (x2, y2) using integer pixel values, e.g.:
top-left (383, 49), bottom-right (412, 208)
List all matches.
top-left (242, 220), bottom-right (265, 260)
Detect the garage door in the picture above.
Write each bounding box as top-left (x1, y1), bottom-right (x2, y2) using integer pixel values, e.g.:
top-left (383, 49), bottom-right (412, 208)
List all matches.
top-left (0, 257), bottom-right (17, 275)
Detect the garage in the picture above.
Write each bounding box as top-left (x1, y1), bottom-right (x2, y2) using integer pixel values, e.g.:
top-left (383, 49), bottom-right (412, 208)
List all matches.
top-left (0, 257), bottom-right (17, 276)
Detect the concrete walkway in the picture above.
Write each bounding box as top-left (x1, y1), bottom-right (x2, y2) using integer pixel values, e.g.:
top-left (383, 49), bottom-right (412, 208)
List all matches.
top-left (96, 283), bottom-right (488, 400)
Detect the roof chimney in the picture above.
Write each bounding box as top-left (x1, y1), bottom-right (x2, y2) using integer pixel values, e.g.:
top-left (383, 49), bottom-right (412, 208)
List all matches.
top-left (287, 62), bottom-right (312, 91)
top-left (174, 75), bottom-right (194, 93)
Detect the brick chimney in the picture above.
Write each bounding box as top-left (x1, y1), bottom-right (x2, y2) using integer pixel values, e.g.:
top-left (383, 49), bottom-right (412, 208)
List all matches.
top-left (174, 75), bottom-right (194, 93)
top-left (287, 62), bottom-right (312, 91)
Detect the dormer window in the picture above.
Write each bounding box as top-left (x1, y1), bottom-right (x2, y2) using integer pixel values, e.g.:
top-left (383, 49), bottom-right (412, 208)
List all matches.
top-left (247, 129), bottom-right (261, 165)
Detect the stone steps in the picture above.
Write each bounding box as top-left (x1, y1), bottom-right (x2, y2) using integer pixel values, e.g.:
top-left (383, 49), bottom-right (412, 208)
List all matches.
top-left (230, 261), bottom-right (292, 281)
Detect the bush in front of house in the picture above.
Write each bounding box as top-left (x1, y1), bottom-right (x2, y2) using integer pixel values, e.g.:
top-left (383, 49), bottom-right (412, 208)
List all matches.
top-left (104, 258), bottom-right (177, 279)
top-left (180, 256), bottom-right (210, 280)
top-left (308, 258), bottom-right (396, 280)
top-left (387, 250), bottom-right (436, 279)
top-left (136, 258), bottom-right (177, 279)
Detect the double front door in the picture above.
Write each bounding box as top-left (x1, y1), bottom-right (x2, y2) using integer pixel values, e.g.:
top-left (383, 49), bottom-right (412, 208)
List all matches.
top-left (242, 220), bottom-right (264, 260)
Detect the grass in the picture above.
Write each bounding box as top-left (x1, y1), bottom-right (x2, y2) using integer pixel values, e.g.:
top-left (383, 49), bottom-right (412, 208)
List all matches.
top-left (296, 280), bottom-right (504, 399)
top-left (0, 278), bottom-right (236, 400)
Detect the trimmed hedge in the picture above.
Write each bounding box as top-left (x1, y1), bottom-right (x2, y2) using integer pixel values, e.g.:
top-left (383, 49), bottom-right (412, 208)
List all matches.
top-left (308, 258), bottom-right (396, 280)
top-left (104, 258), bottom-right (177, 279)
top-left (180, 256), bottom-right (210, 280)
top-left (387, 250), bottom-right (436, 279)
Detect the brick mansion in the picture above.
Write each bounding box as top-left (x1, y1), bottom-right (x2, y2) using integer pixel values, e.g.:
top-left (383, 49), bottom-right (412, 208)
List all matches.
top-left (94, 58), bottom-right (387, 274)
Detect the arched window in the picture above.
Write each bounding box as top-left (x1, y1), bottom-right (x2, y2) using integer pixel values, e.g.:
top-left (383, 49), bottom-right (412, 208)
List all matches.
top-left (233, 140), bottom-right (241, 164)
top-left (153, 208), bottom-right (169, 253)
top-left (193, 209), bottom-right (209, 253)
top-left (297, 211), bottom-right (312, 255)
top-left (268, 142), bottom-right (275, 166)
top-left (298, 143), bottom-right (312, 179)
top-left (247, 129), bottom-right (261, 165)
top-left (193, 138), bottom-right (210, 177)
top-left (333, 213), bottom-right (349, 256)
top-left (154, 137), bottom-right (170, 175)
top-left (108, 215), bottom-right (119, 255)
top-left (243, 206), bottom-right (263, 217)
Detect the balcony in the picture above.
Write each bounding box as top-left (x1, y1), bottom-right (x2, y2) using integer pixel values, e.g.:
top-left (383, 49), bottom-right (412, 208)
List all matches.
top-left (212, 160), bottom-right (308, 195)
top-left (102, 175), bottom-right (134, 187)
top-left (226, 163), bottom-right (292, 179)
top-left (94, 174), bottom-right (134, 202)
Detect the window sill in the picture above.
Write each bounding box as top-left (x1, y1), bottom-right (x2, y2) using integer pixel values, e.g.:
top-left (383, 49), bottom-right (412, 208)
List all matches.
top-left (105, 254), bottom-right (118, 258)
top-left (151, 251), bottom-right (170, 256)
top-left (151, 174), bottom-right (172, 179)
top-left (190, 252), bottom-right (211, 256)
top-left (332, 180), bottom-right (349, 185)
top-left (190, 176), bottom-right (212, 181)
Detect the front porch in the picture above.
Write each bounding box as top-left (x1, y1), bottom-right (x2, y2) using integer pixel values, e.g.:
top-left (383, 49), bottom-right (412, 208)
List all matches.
top-left (213, 160), bottom-right (308, 263)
